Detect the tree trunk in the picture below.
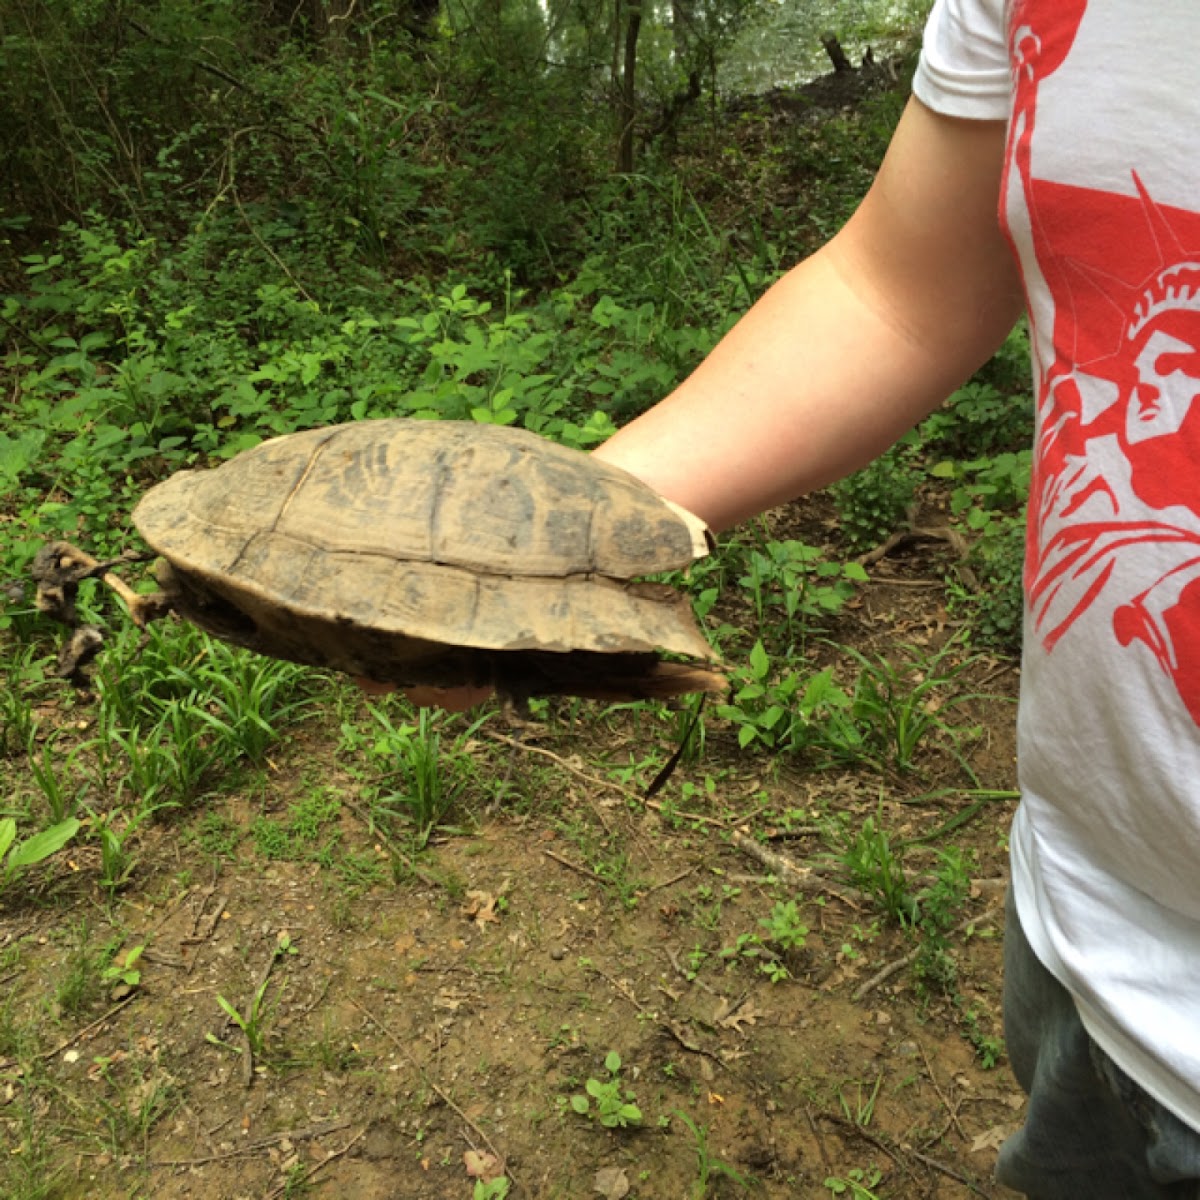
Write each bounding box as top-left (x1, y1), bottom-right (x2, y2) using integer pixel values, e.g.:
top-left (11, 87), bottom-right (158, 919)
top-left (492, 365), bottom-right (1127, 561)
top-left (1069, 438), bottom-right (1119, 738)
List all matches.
top-left (616, 1), bottom-right (641, 174)
top-left (821, 31), bottom-right (854, 74)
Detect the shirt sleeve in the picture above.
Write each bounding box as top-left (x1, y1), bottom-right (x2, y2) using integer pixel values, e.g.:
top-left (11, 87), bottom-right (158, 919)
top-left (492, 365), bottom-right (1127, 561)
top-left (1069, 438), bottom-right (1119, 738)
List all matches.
top-left (912, 0), bottom-right (1012, 120)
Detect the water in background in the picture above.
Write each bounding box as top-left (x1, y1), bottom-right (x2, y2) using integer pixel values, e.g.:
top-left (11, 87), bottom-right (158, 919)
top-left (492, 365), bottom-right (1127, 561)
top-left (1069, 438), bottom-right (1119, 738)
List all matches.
top-left (722, 0), bottom-right (932, 91)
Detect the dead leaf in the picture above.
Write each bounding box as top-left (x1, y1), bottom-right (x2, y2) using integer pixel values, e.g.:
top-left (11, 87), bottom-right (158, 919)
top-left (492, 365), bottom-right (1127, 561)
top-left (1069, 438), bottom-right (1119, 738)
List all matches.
top-left (464, 1149), bottom-right (505, 1181)
top-left (593, 1165), bottom-right (630, 1199)
top-left (715, 996), bottom-right (760, 1034)
top-left (970, 1124), bottom-right (1011, 1153)
top-left (462, 890), bottom-right (499, 928)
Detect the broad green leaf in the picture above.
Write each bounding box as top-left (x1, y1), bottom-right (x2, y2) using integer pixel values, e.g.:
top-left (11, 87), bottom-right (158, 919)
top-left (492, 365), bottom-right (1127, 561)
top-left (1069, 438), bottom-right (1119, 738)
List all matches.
top-left (7, 817), bottom-right (80, 868)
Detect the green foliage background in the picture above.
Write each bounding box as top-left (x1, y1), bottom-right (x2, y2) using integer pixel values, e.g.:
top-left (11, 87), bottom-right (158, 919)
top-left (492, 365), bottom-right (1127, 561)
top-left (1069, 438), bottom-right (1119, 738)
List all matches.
top-left (1, 0), bottom-right (1026, 647)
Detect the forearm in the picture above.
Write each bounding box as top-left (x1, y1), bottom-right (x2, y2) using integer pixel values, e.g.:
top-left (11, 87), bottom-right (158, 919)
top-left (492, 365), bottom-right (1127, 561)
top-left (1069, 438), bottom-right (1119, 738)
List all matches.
top-left (593, 99), bottom-right (1025, 532)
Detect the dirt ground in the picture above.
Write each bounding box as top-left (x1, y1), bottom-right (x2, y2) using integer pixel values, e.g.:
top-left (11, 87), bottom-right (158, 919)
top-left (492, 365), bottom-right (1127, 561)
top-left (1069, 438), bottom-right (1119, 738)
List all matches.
top-left (1, 504), bottom-right (1026, 1200)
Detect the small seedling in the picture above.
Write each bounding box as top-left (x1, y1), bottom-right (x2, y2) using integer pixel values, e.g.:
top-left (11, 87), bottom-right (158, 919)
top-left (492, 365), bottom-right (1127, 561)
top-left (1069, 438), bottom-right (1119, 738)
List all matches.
top-left (718, 929), bottom-right (789, 982)
top-left (207, 935), bottom-right (296, 1061)
top-left (758, 899), bottom-right (808, 951)
top-left (94, 816), bottom-right (137, 895)
top-left (101, 945), bottom-right (144, 992)
top-left (674, 1109), bottom-right (755, 1198)
top-left (474, 1179), bottom-right (511, 1200)
top-left (838, 811), bottom-right (917, 927)
top-left (838, 1073), bottom-right (883, 1127)
top-left (824, 1165), bottom-right (882, 1198)
top-left (570, 1051), bottom-right (642, 1128)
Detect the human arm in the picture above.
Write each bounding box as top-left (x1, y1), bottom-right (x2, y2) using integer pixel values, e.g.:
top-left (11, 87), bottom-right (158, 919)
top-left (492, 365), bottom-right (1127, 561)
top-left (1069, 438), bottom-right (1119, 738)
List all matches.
top-left (389, 96), bottom-right (1023, 709)
top-left (591, 96), bottom-right (1025, 531)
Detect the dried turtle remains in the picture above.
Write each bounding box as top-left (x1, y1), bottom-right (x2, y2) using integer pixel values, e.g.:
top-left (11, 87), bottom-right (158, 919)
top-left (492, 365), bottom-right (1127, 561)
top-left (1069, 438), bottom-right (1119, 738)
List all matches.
top-left (35, 420), bottom-right (725, 702)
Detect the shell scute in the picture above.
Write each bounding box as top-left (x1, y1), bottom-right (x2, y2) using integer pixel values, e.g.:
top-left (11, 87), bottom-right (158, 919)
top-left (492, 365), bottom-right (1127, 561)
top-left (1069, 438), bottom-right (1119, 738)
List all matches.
top-left (132, 419), bottom-right (720, 694)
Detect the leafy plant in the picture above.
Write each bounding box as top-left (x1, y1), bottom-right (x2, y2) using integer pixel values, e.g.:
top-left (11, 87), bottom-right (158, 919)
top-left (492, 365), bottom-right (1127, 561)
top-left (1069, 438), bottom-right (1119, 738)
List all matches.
top-left (28, 738), bottom-right (84, 823)
top-left (737, 539), bottom-right (868, 648)
top-left (570, 1051), bottom-right (642, 1128)
top-left (758, 899), bottom-right (809, 951)
top-left (954, 510), bottom-right (1027, 653)
top-left (100, 945), bottom-right (144, 992)
top-left (716, 641), bottom-right (859, 756)
top-left (207, 936), bottom-right (296, 1062)
top-left (841, 637), bottom-right (983, 774)
top-left (824, 1165), bottom-right (883, 1198)
top-left (474, 1178), bottom-right (511, 1200)
top-left (354, 703), bottom-right (486, 848)
top-left (838, 810), bottom-right (917, 927)
top-left (831, 449), bottom-right (918, 552)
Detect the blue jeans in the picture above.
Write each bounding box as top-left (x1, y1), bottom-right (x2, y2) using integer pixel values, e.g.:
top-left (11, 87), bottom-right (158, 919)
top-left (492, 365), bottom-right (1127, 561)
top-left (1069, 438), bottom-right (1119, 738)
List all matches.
top-left (996, 893), bottom-right (1200, 1199)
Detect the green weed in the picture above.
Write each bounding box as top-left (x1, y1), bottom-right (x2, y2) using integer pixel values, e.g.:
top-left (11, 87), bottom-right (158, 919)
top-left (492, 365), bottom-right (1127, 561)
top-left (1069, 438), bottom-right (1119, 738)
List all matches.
top-left (27, 739), bottom-right (84, 824)
top-left (831, 448), bottom-right (918, 553)
top-left (674, 1108), bottom-right (756, 1198)
top-left (824, 1165), bottom-right (883, 1198)
top-left (474, 1177), bottom-right (511, 1200)
top-left (55, 923), bottom-right (104, 1017)
top-left (716, 641), bottom-right (859, 756)
top-left (208, 935), bottom-right (296, 1063)
top-left (838, 1074), bottom-right (883, 1127)
top-left (737, 539), bottom-right (868, 649)
top-left (352, 704), bottom-right (485, 848)
top-left (570, 1051), bottom-right (642, 1128)
top-left (759, 899), bottom-right (809, 951)
top-left (838, 810), bottom-right (917, 927)
top-left (841, 637), bottom-right (983, 775)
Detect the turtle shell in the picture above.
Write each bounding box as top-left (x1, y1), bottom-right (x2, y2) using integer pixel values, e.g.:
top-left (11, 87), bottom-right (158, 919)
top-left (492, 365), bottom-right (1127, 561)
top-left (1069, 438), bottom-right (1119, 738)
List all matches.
top-left (132, 419), bottom-right (722, 699)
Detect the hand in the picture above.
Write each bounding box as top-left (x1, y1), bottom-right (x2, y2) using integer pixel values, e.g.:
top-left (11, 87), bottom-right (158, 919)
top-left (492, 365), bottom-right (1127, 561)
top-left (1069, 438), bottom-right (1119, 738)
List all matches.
top-left (354, 678), bottom-right (493, 711)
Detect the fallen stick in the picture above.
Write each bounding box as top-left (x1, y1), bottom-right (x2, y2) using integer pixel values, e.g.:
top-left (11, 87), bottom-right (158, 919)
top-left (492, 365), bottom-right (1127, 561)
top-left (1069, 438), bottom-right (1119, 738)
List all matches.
top-left (851, 903), bottom-right (1000, 1002)
top-left (261, 1127), bottom-right (366, 1200)
top-left (351, 1000), bottom-right (521, 1198)
top-left (729, 830), bottom-right (866, 909)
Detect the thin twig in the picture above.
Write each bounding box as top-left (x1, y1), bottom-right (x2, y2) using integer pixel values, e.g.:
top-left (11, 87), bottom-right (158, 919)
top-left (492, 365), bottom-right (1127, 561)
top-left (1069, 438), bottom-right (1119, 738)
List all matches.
top-left (643, 865), bottom-right (698, 894)
top-left (485, 729), bottom-right (639, 798)
top-left (350, 1000), bottom-right (521, 1197)
top-left (816, 1111), bottom-right (922, 1191)
top-left (151, 1118), bottom-right (354, 1168)
top-left (340, 795), bottom-right (441, 887)
top-left (541, 848), bottom-right (607, 884)
top-left (232, 190), bottom-right (314, 303)
top-left (485, 729), bottom-right (760, 832)
top-left (729, 830), bottom-right (865, 909)
top-left (851, 904), bottom-right (999, 1002)
top-left (1, 993), bottom-right (136, 1071)
top-left (910, 1147), bottom-right (993, 1196)
top-left (919, 1040), bottom-right (968, 1142)
top-left (584, 961), bottom-right (723, 1065)
top-left (261, 1127), bottom-right (366, 1200)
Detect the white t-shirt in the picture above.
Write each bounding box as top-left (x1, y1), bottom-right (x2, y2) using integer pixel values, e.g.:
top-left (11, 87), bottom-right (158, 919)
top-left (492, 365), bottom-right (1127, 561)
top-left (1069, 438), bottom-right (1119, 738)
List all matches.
top-left (914, 0), bottom-right (1200, 1132)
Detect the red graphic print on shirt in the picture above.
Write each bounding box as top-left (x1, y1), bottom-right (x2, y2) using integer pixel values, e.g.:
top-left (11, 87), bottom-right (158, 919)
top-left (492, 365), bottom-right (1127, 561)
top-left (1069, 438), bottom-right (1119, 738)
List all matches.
top-left (1004, 0), bottom-right (1200, 725)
